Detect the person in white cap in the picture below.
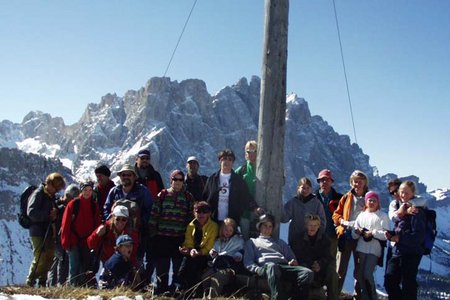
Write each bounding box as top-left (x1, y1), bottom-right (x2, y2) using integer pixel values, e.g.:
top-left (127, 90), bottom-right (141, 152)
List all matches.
top-left (185, 156), bottom-right (208, 201)
top-left (88, 205), bottom-right (139, 267)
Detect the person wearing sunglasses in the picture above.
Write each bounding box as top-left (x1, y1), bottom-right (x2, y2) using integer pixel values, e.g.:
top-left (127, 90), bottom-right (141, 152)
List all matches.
top-left (134, 149), bottom-right (164, 200)
top-left (202, 149), bottom-right (260, 230)
top-left (178, 201), bottom-right (219, 295)
top-left (148, 170), bottom-right (194, 294)
top-left (88, 205), bottom-right (139, 268)
top-left (314, 169), bottom-right (343, 261)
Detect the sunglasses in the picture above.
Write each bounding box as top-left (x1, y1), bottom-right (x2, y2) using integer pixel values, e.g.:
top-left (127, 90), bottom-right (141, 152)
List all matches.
top-left (119, 172), bottom-right (134, 177)
top-left (139, 156), bottom-right (150, 160)
top-left (317, 178), bottom-right (330, 183)
top-left (389, 188), bottom-right (399, 196)
top-left (195, 208), bottom-right (211, 214)
top-left (246, 150), bottom-right (257, 154)
top-left (116, 217), bottom-right (128, 222)
top-left (172, 177), bottom-right (184, 182)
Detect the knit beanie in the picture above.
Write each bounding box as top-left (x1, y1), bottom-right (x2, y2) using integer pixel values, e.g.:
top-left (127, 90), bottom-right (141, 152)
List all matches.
top-left (80, 181), bottom-right (94, 191)
top-left (95, 164), bottom-right (111, 177)
top-left (364, 191), bottom-right (381, 210)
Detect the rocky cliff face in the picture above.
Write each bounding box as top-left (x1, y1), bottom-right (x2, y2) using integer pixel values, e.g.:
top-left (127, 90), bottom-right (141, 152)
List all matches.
top-left (1, 76), bottom-right (446, 286)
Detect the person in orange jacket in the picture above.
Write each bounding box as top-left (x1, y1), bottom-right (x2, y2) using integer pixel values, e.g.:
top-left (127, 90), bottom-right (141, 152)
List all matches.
top-left (332, 170), bottom-right (369, 298)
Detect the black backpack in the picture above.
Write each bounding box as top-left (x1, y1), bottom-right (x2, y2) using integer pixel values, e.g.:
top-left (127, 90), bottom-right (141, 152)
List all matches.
top-left (423, 208), bottom-right (437, 255)
top-left (18, 185), bottom-right (38, 229)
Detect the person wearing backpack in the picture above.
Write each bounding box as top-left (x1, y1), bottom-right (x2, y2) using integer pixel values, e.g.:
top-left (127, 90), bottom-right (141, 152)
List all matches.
top-left (48, 183), bottom-right (80, 287)
top-left (26, 172), bottom-right (66, 287)
top-left (384, 181), bottom-right (426, 300)
top-left (148, 170), bottom-right (194, 294)
top-left (60, 181), bottom-right (101, 286)
top-left (87, 205), bottom-right (139, 267)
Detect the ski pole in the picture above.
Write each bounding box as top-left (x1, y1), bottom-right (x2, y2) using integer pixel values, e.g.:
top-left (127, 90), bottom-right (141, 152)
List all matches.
top-left (30, 221), bottom-right (52, 284)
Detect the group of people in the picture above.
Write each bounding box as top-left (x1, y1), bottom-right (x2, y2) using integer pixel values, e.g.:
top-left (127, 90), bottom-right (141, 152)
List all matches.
top-left (23, 140), bottom-right (428, 300)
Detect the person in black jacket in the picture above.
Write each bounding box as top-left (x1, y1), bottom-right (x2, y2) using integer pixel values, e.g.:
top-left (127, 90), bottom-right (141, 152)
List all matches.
top-left (134, 149), bottom-right (164, 199)
top-left (202, 149), bottom-right (261, 227)
top-left (26, 172), bottom-right (66, 287)
top-left (292, 214), bottom-right (339, 300)
top-left (48, 183), bottom-right (80, 287)
top-left (185, 156), bottom-right (208, 202)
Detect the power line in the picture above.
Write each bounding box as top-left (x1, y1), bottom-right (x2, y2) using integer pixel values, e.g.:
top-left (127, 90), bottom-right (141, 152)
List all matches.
top-left (163, 0), bottom-right (198, 78)
top-left (332, 0), bottom-right (358, 144)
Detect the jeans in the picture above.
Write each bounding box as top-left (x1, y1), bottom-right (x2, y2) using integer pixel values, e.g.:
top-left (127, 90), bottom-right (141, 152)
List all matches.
top-left (357, 252), bottom-right (378, 300)
top-left (47, 242), bottom-right (69, 286)
top-left (259, 263), bottom-right (314, 300)
top-left (68, 245), bottom-right (91, 286)
top-left (385, 253), bottom-right (422, 300)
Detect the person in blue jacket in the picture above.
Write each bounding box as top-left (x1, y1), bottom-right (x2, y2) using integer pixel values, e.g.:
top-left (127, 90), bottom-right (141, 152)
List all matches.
top-left (99, 234), bottom-right (137, 289)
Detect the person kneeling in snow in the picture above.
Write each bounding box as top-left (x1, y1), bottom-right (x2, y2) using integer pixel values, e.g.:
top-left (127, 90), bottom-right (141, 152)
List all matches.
top-left (99, 235), bottom-right (137, 289)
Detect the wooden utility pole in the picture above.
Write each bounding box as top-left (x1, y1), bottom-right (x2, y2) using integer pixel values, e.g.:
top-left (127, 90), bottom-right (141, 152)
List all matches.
top-left (255, 0), bottom-right (289, 236)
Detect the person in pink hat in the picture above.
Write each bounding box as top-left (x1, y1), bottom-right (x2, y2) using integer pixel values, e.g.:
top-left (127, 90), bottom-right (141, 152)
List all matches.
top-left (352, 191), bottom-right (389, 300)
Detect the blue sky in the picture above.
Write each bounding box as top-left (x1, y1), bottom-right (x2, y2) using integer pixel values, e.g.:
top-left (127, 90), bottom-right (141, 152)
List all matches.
top-left (0, 1), bottom-right (449, 190)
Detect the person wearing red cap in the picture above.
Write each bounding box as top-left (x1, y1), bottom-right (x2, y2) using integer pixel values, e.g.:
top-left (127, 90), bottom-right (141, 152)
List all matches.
top-left (315, 169), bottom-right (343, 259)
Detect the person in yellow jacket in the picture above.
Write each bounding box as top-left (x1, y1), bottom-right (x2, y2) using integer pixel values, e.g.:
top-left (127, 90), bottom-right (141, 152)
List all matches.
top-left (178, 201), bottom-right (219, 294)
top-left (332, 170), bottom-right (369, 298)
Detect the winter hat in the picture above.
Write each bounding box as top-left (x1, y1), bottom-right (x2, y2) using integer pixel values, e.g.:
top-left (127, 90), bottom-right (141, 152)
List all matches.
top-left (117, 164), bottom-right (136, 176)
top-left (171, 169), bottom-right (185, 180)
top-left (365, 191), bottom-right (379, 202)
top-left (112, 205), bottom-right (129, 218)
top-left (95, 164), bottom-right (111, 177)
top-left (137, 149), bottom-right (151, 158)
top-left (79, 181), bottom-right (94, 191)
top-left (364, 191), bottom-right (381, 211)
top-left (317, 169), bottom-right (334, 182)
top-left (116, 234), bottom-right (134, 246)
top-left (256, 214), bottom-right (276, 231)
